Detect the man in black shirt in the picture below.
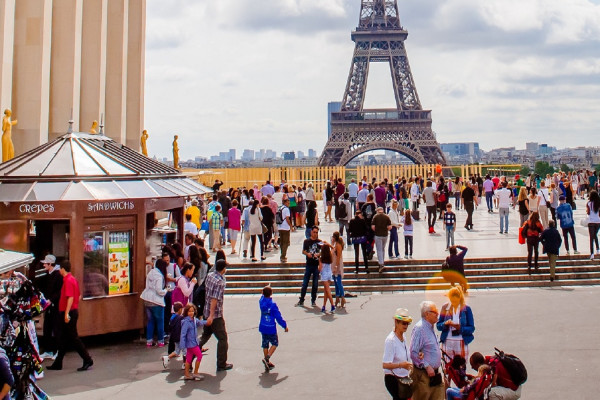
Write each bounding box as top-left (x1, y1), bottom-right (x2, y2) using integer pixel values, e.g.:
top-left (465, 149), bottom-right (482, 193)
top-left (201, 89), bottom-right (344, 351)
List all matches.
top-left (212, 179), bottom-right (223, 193)
top-left (296, 226), bottom-right (322, 307)
top-left (461, 183), bottom-right (478, 230)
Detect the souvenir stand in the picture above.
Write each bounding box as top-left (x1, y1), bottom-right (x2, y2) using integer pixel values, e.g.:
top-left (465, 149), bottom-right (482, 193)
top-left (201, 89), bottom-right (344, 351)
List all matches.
top-left (0, 249), bottom-right (50, 400)
top-left (0, 127), bottom-right (210, 336)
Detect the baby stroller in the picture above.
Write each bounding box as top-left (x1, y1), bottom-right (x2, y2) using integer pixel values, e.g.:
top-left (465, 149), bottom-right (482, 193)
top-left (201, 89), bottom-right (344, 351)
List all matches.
top-left (441, 350), bottom-right (493, 400)
top-left (441, 350), bottom-right (469, 389)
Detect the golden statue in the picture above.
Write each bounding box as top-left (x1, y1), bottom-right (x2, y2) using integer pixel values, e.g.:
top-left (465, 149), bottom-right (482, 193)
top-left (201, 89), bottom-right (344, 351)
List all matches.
top-left (89, 120), bottom-right (99, 134)
top-left (140, 129), bottom-right (149, 156)
top-left (2, 109), bottom-right (17, 162)
top-left (173, 135), bottom-right (180, 169)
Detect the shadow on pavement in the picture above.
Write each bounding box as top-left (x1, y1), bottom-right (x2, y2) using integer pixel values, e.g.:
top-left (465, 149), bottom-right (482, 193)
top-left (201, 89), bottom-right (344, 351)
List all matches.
top-left (259, 372), bottom-right (288, 388)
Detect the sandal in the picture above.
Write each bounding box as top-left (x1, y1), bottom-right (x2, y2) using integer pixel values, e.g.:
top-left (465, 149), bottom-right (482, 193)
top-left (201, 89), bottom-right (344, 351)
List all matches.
top-left (251, 258), bottom-right (258, 262)
top-left (184, 376), bottom-right (196, 381)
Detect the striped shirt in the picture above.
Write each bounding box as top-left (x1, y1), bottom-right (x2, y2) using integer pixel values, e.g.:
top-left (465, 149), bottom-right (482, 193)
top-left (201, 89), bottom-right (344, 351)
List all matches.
top-left (203, 271), bottom-right (226, 318)
top-left (410, 319), bottom-right (442, 369)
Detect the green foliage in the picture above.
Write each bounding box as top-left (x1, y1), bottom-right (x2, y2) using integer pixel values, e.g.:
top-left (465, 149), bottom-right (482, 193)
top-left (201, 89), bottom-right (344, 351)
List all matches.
top-left (520, 165), bottom-right (531, 176)
top-left (534, 161), bottom-right (554, 177)
top-left (560, 164), bottom-right (573, 173)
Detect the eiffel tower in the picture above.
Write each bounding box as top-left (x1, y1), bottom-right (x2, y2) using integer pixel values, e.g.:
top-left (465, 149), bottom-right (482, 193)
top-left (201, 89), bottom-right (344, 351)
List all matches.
top-left (318, 0), bottom-right (446, 166)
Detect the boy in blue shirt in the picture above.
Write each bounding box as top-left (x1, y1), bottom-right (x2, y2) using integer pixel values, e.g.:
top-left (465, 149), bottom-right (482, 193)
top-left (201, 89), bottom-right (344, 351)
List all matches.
top-left (556, 195), bottom-right (579, 255)
top-left (259, 286), bottom-right (288, 372)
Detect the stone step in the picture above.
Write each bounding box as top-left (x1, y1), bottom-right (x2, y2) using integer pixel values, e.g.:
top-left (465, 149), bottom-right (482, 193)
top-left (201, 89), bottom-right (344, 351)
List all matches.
top-left (224, 261), bottom-right (599, 276)
top-left (225, 278), bottom-right (600, 295)
top-left (223, 270), bottom-right (600, 288)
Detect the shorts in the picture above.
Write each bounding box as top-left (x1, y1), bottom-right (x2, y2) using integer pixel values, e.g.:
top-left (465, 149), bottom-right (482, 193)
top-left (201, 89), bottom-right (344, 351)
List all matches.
top-left (261, 333), bottom-right (279, 349)
top-left (228, 229), bottom-right (239, 241)
top-left (185, 346), bottom-right (203, 364)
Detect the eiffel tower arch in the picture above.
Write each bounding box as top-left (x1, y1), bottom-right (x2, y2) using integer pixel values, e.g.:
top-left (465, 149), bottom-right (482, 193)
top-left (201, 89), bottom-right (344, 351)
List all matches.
top-left (319, 0), bottom-right (446, 167)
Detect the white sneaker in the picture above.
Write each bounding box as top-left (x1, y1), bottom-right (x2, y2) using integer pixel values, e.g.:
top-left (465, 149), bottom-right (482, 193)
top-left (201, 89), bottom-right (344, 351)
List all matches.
top-left (574, 250), bottom-right (580, 254)
top-left (404, 255), bottom-right (408, 259)
top-left (40, 352), bottom-right (55, 360)
top-left (590, 254), bottom-right (595, 260)
top-left (565, 250), bottom-right (570, 255)
top-left (181, 363), bottom-right (186, 370)
top-left (162, 355), bottom-right (169, 369)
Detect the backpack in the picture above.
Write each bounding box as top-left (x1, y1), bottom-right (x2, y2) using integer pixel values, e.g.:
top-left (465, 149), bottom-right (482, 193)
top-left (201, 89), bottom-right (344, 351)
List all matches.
top-left (275, 206), bottom-right (285, 225)
top-left (493, 348), bottom-right (528, 386)
top-left (335, 202), bottom-right (347, 219)
top-left (439, 191), bottom-right (446, 202)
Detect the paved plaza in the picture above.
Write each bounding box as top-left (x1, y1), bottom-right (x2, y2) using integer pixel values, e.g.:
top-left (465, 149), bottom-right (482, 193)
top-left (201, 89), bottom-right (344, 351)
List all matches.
top-left (221, 198), bottom-right (594, 264)
top-left (41, 287), bottom-right (599, 399)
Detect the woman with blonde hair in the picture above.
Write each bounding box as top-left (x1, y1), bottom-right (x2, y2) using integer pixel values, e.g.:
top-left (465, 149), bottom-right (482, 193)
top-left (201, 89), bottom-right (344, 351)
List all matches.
top-left (436, 286), bottom-right (475, 361)
top-left (527, 187), bottom-right (539, 215)
top-left (517, 187), bottom-right (529, 226)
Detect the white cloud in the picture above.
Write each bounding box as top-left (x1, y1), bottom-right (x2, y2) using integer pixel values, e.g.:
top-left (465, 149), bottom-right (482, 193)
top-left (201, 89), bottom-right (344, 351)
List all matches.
top-left (143, 0), bottom-right (600, 160)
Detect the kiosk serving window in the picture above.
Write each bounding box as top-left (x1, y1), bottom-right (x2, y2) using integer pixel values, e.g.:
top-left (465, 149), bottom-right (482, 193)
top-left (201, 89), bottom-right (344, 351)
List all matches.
top-left (83, 230), bottom-right (132, 298)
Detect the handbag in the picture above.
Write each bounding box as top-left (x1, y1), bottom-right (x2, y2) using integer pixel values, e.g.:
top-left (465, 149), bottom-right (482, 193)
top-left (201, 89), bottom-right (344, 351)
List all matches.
top-left (396, 375), bottom-right (413, 398)
top-left (200, 220), bottom-right (209, 232)
top-left (580, 217), bottom-right (590, 227)
top-left (429, 371), bottom-right (443, 387)
top-left (441, 260), bottom-right (449, 271)
top-left (352, 235), bottom-right (367, 245)
top-left (262, 223), bottom-right (268, 234)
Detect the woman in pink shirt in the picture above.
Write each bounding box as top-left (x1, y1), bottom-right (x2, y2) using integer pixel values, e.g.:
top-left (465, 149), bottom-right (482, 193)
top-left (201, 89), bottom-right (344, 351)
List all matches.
top-left (228, 199), bottom-right (242, 255)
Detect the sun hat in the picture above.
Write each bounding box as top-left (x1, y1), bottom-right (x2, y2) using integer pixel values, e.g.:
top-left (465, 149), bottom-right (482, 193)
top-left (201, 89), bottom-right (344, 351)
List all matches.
top-left (394, 308), bottom-right (412, 323)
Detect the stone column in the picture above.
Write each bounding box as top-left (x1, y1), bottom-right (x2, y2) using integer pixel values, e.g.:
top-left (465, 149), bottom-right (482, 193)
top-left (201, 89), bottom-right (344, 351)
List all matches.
top-left (125, 0), bottom-right (145, 151)
top-left (12, 0), bottom-right (52, 155)
top-left (79, 0), bottom-right (107, 133)
top-left (0, 0), bottom-right (15, 111)
top-left (49, 0), bottom-right (83, 139)
top-left (105, 0), bottom-right (128, 143)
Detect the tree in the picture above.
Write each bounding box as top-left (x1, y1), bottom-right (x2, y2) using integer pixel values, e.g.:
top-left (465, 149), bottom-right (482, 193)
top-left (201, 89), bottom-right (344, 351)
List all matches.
top-left (534, 161), bottom-right (554, 177)
top-left (560, 163), bottom-right (573, 173)
top-left (520, 165), bottom-right (531, 176)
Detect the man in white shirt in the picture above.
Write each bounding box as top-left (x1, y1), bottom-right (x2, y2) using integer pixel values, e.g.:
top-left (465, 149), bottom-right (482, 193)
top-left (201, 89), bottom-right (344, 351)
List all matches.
top-left (278, 198), bottom-right (294, 262)
top-left (410, 178), bottom-right (421, 212)
top-left (183, 214), bottom-right (198, 237)
top-left (494, 181), bottom-right (513, 234)
top-left (357, 183), bottom-right (369, 211)
top-left (183, 233), bottom-right (195, 261)
top-left (422, 181), bottom-right (437, 233)
top-left (348, 179), bottom-right (359, 214)
top-left (538, 180), bottom-right (550, 229)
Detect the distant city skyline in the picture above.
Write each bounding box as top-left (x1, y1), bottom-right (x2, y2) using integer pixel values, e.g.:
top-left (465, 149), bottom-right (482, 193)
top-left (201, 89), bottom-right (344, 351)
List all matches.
top-left (144, 1), bottom-right (600, 160)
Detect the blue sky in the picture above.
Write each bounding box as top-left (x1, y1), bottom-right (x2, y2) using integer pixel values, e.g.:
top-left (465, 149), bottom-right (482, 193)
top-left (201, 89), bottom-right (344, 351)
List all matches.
top-left (144, 0), bottom-right (600, 160)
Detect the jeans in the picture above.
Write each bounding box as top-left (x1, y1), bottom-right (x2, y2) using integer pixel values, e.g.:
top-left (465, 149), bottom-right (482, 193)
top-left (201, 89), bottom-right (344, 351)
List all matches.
top-left (404, 236), bottom-right (413, 256)
top-left (53, 310), bottom-right (92, 367)
top-left (388, 227), bottom-right (399, 257)
top-left (427, 205), bottom-right (437, 228)
top-left (446, 387), bottom-right (462, 400)
top-left (374, 235), bottom-right (388, 266)
top-left (527, 237), bottom-right (540, 268)
top-left (333, 275), bottom-right (344, 298)
top-left (299, 264), bottom-right (319, 303)
top-left (250, 234), bottom-right (264, 258)
top-left (446, 226), bottom-right (455, 248)
top-left (499, 207), bottom-right (509, 232)
top-left (561, 226), bottom-right (577, 251)
top-left (464, 201), bottom-right (474, 228)
top-left (349, 197), bottom-right (357, 214)
top-left (589, 223), bottom-right (600, 254)
top-left (454, 192), bottom-right (461, 209)
top-left (146, 305), bottom-right (165, 344)
top-left (485, 191), bottom-right (494, 211)
top-left (338, 219), bottom-right (351, 245)
top-left (199, 317), bottom-right (229, 368)
top-left (305, 226), bottom-right (312, 239)
top-left (42, 305), bottom-right (60, 353)
top-left (353, 242), bottom-right (369, 272)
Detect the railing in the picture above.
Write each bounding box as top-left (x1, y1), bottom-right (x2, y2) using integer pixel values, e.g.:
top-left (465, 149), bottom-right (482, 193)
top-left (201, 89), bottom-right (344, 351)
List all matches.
top-left (331, 109), bottom-right (431, 122)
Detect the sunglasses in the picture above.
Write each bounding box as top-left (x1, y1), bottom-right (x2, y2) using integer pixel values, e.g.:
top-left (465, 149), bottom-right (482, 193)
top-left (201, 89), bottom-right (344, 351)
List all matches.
top-left (400, 321), bottom-right (410, 326)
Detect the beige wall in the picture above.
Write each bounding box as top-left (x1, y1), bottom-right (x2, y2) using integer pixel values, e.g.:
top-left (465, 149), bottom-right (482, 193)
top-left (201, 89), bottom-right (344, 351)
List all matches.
top-left (0, 0), bottom-right (15, 111)
top-left (0, 0), bottom-right (145, 158)
top-left (79, 0), bottom-right (107, 133)
top-left (49, 0), bottom-right (83, 138)
top-left (11, 0), bottom-right (53, 156)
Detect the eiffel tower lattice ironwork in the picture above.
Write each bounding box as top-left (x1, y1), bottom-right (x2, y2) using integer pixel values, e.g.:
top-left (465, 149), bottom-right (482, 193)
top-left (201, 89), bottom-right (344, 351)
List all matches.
top-left (318, 0), bottom-right (446, 167)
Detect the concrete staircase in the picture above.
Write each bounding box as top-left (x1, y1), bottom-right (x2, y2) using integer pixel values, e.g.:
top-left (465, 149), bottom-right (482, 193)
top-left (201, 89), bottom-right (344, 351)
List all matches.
top-left (224, 255), bottom-right (600, 294)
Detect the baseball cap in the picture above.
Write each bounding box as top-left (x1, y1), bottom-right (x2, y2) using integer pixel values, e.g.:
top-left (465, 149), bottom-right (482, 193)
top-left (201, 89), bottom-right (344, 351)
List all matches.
top-left (394, 308), bottom-right (412, 323)
top-left (42, 254), bottom-right (56, 264)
